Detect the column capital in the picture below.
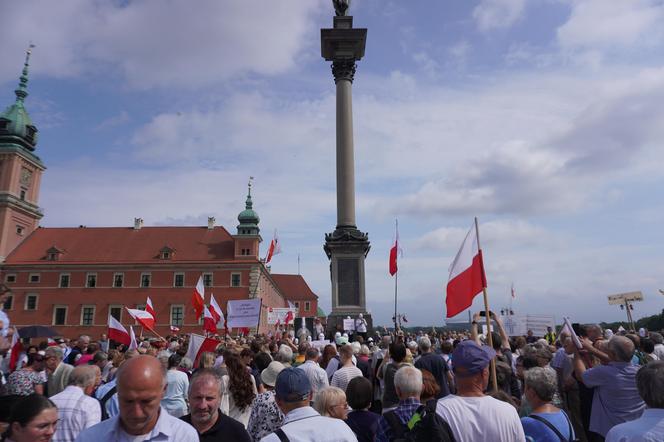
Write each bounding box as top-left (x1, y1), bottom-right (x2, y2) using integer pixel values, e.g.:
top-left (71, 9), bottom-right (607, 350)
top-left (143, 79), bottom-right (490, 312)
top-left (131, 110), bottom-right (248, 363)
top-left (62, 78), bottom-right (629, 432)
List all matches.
top-left (331, 60), bottom-right (357, 83)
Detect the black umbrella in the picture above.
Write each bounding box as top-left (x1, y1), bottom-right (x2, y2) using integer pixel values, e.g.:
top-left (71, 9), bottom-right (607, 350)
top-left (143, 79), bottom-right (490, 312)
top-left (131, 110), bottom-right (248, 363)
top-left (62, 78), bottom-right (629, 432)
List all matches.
top-left (17, 325), bottom-right (60, 338)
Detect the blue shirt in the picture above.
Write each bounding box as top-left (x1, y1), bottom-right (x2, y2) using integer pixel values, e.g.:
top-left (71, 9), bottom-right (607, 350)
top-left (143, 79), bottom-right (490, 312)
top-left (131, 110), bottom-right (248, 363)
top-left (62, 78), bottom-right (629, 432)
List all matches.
top-left (605, 408), bottom-right (664, 442)
top-left (582, 362), bottom-right (645, 437)
top-left (94, 379), bottom-right (119, 418)
top-left (521, 411), bottom-right (574, 442)
top-left (376, 397), bottom-right (421, 442)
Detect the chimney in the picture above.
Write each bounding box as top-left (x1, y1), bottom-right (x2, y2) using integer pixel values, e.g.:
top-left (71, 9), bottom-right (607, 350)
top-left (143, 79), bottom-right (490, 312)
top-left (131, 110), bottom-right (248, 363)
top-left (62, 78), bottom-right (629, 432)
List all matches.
top-left (133, 218), bottom-right (143, 230)
top-left (207, 217), bottom-right (215, 230)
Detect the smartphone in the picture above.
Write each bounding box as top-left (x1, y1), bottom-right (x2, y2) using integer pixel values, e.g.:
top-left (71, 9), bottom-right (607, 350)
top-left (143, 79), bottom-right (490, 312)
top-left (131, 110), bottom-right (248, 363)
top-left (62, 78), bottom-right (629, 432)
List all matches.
top-left (479, 311), bottom-right (493, 317)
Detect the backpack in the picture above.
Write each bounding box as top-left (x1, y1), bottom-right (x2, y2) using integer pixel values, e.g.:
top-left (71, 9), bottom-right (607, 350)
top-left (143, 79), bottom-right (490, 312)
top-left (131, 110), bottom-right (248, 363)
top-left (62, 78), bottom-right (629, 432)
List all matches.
top-left (384, 402), bottom-right (456, 442)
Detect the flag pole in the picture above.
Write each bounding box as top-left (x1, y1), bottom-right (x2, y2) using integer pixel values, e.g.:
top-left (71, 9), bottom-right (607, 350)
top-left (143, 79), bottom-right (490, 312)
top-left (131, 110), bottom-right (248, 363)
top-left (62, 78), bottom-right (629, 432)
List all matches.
top-left (475, 217), bottom-right (498, 392)
top-left (393, 219), bottom-right (399, 332)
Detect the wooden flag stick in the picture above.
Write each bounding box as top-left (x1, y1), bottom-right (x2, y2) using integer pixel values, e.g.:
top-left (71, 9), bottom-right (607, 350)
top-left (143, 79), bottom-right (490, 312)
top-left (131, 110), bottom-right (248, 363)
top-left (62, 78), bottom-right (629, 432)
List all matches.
top-left (475, 217), bottom-right (498, 392)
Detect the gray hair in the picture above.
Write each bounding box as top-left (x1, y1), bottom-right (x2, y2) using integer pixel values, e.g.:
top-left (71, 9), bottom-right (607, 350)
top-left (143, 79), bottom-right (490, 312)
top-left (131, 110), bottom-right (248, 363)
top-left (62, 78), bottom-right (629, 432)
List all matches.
top-left (179, 357), bottom-right (193, 370)
top-left (394, 365), bottom-right (423, 398)
top-left (609, 336), bottom-right (635, 362)
top-left (419, 337), bottom-right (431, 352)
top-left (313, 387), bottom-right (346, 417)
top-left (188, 368), bottom-right (223, 397)
top-left (276, 344), bottom-right (293, 364)
top-left (68, 365), bottom-right (98, 388)
top-left (45, 346), bottom-right (64, 361)
top-left (637, 361), bottom-right (664, 408)
top-left (650, 332), bottom-right (663, 345)
top-left (524, 367), bottom-right (558, 402)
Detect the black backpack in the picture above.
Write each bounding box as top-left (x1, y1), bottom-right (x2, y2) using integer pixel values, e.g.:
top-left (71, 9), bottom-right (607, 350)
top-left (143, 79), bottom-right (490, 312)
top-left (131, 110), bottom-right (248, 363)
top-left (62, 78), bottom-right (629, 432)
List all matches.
top-left (384, 402), bottom-right (456, 442)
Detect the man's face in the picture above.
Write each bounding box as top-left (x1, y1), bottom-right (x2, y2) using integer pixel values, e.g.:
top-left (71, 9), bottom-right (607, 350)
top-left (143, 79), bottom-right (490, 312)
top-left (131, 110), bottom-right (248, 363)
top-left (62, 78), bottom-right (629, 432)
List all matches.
top-left (45, 353), bottom-right (58, 371)
top-left (189, 376), bottom-right (220, 427)
top-left (118, 372), bottom-right (164, 434)
top-left (79, 337), bottom-right (90, 351)
top-left (101, 334), bottom-right (107, 341)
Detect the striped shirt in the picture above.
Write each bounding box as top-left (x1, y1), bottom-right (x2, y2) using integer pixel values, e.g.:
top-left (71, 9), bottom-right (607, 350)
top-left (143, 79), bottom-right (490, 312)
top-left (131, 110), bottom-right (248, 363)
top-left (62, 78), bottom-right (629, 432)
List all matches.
top-left (50, 385), bottom-right (101, 442)
top-left (331, 365), bottom-right (364, 392)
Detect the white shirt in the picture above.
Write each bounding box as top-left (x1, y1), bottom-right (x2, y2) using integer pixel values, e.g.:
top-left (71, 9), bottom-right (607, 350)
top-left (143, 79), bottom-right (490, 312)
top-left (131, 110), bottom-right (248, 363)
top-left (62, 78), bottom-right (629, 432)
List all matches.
top-left (74, 406), bottom-right (198, 442)
top-left (605, 408), bottom-right (664, 442)
top-left (259, 406), bottom-right (357, 442)
top-left (331, 365), bottom-right (363, 392)
top-left (161, 369), bottom-right (189, 417)
top-left (436, 394), bottom-right (526, 442)
top-left (51, 385), bottom-right (101, 442)
top-left (297, 360), bottom-right (329, 395)
top-left (653, 344), bottom-right (664, 361)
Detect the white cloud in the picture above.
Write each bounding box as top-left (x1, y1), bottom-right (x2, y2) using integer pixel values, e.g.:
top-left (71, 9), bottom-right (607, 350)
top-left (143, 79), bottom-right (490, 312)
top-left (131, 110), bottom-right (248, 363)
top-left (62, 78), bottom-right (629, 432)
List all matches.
top-left (473, 0), bottom-right (526, 32)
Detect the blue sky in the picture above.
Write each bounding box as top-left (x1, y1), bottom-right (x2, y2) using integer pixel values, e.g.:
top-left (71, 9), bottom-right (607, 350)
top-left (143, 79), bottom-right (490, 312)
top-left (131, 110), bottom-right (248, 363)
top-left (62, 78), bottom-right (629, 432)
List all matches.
top-left (2, 0), bottom-right (664, 327)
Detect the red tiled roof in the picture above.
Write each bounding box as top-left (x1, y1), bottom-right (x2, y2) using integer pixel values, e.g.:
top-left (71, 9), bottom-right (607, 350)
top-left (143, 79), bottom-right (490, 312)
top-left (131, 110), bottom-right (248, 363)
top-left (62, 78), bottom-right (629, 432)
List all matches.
top-left (5, 226), bottom-right (244, 264)
top-left (271, 273), bottom-right (318, 301)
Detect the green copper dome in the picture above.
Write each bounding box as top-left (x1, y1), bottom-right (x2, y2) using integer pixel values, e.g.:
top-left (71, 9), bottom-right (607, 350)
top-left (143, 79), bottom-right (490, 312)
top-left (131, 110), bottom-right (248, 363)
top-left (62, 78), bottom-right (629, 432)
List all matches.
top-left (0, 47), bottom-right (38, 151)
top-left (237, 179), bottom-right (260, 235)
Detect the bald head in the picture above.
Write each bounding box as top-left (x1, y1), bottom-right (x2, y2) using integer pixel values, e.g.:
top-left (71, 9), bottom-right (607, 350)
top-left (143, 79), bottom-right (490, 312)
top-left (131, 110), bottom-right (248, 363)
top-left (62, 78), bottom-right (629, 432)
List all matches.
top-left (608, 336), bottom-right (635, 362)
top-left (117, 355), bottom-right (167, 393)
top-left (116, 356), bottom-right (166, 435)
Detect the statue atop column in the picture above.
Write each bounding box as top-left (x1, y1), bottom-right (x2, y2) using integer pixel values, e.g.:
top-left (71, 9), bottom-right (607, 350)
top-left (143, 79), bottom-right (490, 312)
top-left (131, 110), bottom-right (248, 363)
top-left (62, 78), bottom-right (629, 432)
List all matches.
top-left (333, 0), bottom-right (350, 16)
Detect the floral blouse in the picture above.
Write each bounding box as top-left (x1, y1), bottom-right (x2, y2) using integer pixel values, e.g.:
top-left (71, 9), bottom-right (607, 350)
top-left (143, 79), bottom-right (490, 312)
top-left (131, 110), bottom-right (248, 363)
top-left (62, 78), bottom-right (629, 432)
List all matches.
top-left (6, 369), bottom-right (42, 395)
top-left (246, 390), bottom-right (284, 442)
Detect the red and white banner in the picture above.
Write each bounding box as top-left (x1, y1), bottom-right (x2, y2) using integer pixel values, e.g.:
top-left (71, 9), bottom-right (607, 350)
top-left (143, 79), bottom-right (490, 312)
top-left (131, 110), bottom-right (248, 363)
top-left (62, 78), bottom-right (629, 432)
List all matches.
top-left (108, 315), bottom-right (131, 346)
top-left (209, 294), bottom-right (224, 327)
top-left (192, 276), bottom-right (205, 320)
top-left (203, 305), bottom-right (217, 335)
top-left (389, 220), bottom-right (402, 276)
top-left (128, 326), bottom-right (138, 350)
top-left (126, 307), bottom-right (156, 330)
top-left (265, 229), bottom-right (281, 263)
top-left (146, 297), bottom-right (156, 320)
top-left (185, 333), bottom-right (218, 366)
top-left (446, 221), bottom-right (487, 318)
top-left (9, 328), bottom-right (22, 371)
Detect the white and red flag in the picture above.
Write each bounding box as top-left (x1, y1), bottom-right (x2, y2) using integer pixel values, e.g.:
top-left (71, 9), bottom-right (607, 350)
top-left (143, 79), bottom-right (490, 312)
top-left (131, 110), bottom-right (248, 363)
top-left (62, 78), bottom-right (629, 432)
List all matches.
top-left (128, 326), bottom-right (138, 350)
top-left (192, 275), bottom-right (205, 320)
top-left (185, 333), bottom-right (218, 366)
top-left (9, 328), bottom-right (22, 371)
top-left (284, 310), bottom-right (294, 326)
top-left (389, 220), bottom-right (403, 276)
top-left (126, 307), bottom-right (156, 330)
top-left (209, 294), bottom-right (224, 326)
top-left (203, 305), bottom-right (217, 335)
top-left (446, 219), bottom-right (487, 318)
top-left (146, 297), bottom-right (156, 320)
top-left (108, 315), bottom-right (131, 346)
top-left (170, 325), bottom-right (180, 333)
top-left (265, 229), bottom-right (281, 264)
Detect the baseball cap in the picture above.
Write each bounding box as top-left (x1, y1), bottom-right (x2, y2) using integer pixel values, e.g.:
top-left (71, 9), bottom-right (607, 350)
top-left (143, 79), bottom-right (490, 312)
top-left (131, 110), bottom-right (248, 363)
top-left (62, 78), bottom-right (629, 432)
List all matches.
top-left (275, 367), bottom-right (312, 402)
top-left (452, 340), bottom-right (496, 376)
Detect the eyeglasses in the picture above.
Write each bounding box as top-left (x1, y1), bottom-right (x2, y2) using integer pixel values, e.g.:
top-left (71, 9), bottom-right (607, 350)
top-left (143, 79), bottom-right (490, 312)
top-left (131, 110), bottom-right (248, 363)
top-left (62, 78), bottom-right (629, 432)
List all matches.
top-left (332, 402), bottom-right (348, 409)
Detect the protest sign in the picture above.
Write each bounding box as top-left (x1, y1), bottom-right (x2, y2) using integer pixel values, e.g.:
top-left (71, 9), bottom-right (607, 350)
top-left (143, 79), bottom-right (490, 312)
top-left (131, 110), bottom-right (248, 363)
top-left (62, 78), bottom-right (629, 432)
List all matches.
top-left (267, 307), bottom-right (298, 325)
top-left (343, 318), bottom-right (355, 331)
top-left (310, 339), bottom-right (330, 350)
top-left (227, 299), bottom-right (261, 328)
top-left (525, 315), bottom-right (556, 337)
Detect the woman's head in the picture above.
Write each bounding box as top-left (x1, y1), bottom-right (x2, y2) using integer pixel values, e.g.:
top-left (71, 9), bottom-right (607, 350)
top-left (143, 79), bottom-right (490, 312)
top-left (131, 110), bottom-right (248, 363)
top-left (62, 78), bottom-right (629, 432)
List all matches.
top-left (26, 353), bottom-right (45, 370)
top-left (198, 352), bottom-right (215, 369)
top-left (420, 369), bottom-right (440, 403)
top-left (167, 353), bottom-right (182, 370)
top-left (346, 376), bottom-right (372, 411)
top-left (524, 367), bottom-right (558, 404)
top-left (314, 387), bottom-right (348, 420)
top-left (224, 353), bottom-right (256, 410)
top-left (389, 342), bottom-right (407, 363)
top-left (5, 394), bottom-right (57, 442)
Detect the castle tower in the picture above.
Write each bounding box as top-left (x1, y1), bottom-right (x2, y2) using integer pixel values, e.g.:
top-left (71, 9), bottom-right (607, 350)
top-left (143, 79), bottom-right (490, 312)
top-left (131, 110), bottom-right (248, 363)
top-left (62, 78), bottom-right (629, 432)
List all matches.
top-left (0, 46), bottom-right (45, 261)
top-left (233, 178), bottom-right (262, 258)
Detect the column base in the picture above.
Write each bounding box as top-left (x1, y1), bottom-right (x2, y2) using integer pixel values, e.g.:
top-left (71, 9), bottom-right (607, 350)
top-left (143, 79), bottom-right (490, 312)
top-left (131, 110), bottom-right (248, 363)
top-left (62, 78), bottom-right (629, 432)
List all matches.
top-left (325, 312), bottom-right (373, 342)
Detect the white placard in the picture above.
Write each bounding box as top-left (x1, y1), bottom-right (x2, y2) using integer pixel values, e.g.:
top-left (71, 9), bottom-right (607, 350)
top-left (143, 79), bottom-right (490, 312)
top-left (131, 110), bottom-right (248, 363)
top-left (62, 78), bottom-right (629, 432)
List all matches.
top-left (343, 319), bottom-right (355, 331)
top-left (310, 339), bottom-right (330, 350)
top-left (607, 291), bottom-right (643, 305)
top-left (525, 315), bottom-right (556, 337)
top-left (226, 299), bottom-right (261, 328)
top-left (267, 307), bottom-right (298, 325)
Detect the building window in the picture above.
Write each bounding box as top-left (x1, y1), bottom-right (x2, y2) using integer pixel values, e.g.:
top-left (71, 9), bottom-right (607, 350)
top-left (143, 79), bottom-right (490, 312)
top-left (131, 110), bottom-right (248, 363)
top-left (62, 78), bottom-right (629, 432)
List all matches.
top-left (294, 301), bottom-right (300, 309)
top-left (113, 273), bottom-right (124, 288)
top-left (16, 225), bottom-right (24, 235)
top-left (3, 295), bottom-right (13, 310)
top-left (29, 273), bottom-right (40, 283)
top-left (81, 306), bottom-right (95, 325)
top-left (86, 273), bottom-right (97, 288)
top-left (141, 273), bottom-right (151, 288)
top-left (19, 190), bottom-right (26, 201)
top-left (203, 273), bottom-right (213, 287)
top-left (161, 251), bottom-right (170, 259)
top-left (48, 252), bottom-right (58, 261)
top-left (173, 273), bottom-right (185, 288)
top-left (109, 305), bottom-right (122, 322)
top-left (53, 306), bottom-right (67, 326)
top-left (59, 274), bottom-right (70, 288)
top-left (170, 305), bottom-right (184, 326)
top-left (231, 273), bottom-right (241, 287)
top-left (25, 294), bottom-right (38, 310)
top-left (305, 301), bottom-right (311, 312)
top-left (4, 274), bottom-right (16, 283)
top-left (241, 248), bottom-right (250, 255)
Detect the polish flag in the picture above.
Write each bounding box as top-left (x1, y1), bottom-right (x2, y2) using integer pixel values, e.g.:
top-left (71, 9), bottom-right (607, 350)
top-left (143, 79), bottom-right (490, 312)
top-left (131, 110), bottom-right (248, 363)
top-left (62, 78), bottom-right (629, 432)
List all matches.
top-left (47, 338), bottom-right (58, 347)
top-left (389, 220), bottom-right (403, 276)
top-left (446, 220), bottom-right (487, 318)
top-left (265, 229), bottom-right (281, 263)
top-left (185, 333), bottom-right (218, 366)
top-left (126, 307), bottom-right (156, 330)
top-left (192, 276), bottom-right (205, 320)
top-left (203, 305), bottom-right (217, 334)
top-left (9, 329), bottom-right (22, 371)
top-left (284, 310), bottom-right (294, 326)
top-left (108, 315), bottom-right (131, 346)
top-left (146, 297), bottom-right (156, 321)
top-left (128, 326), bottom-right (138, 350)
top-left (170, 325), bottom-right (180, 333)
top-left (209, 294), bottom-right (224, 326)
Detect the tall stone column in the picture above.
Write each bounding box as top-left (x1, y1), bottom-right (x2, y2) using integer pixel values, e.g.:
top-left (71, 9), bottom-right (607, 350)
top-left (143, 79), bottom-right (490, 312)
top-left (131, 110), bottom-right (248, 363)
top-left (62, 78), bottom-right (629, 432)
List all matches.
top-left (321, 11), bottom-right (372, 336)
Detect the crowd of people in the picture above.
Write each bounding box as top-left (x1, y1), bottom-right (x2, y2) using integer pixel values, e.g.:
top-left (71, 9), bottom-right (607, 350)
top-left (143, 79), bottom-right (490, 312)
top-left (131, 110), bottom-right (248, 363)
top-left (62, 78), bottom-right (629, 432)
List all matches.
top-left (0, 313), bottom-right (661, 441)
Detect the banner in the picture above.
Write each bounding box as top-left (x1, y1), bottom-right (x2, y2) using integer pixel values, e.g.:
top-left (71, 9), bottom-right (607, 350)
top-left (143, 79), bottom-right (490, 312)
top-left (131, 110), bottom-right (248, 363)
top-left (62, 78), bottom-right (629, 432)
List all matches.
top-left (267, 307), bottom-right (298, 325)
top-left (497, 315), bottom-right (554, 337)
top-left (226, 299), bottom-right (261, 328)
top-left (310, 339), bottom-right (330, 350)
top-left (342, 318), bottom-right (355, 331)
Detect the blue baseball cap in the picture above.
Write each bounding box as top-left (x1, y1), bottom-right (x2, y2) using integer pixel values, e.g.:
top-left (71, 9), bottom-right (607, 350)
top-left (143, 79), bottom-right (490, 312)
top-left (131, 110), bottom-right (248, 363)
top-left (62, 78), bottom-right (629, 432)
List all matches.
top-left (452, 340), bottom-right (496, 376)
top-left (275, 367), bottom-right (312, 402)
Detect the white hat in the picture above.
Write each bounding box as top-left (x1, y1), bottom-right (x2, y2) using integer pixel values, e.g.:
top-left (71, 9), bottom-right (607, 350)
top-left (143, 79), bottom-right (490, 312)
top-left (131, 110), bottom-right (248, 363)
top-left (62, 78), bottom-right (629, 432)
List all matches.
top-left (261, 361), bottom-right (285, 387)
top-left (318, 333), bottom-right (325, 340)
top-left (358, 313), bottom-right (363, 318)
